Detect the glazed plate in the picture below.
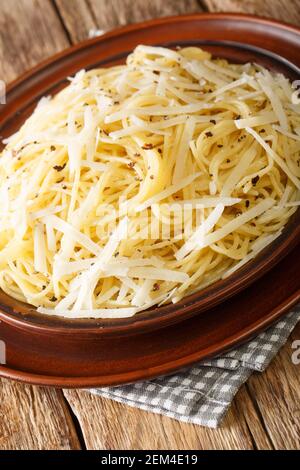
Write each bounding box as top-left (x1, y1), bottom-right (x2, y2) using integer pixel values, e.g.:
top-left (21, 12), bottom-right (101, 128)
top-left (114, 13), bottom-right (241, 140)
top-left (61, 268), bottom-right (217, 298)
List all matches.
top-left (0, 243), bottom-right (300, 387)
top-left (0, 13), bottom-right (300, 386)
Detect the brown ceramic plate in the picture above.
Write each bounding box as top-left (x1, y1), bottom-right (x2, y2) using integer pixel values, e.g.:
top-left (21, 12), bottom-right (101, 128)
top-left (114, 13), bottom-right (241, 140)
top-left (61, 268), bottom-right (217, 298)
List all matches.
top-left (0, 14), bottom-right (300, 386)
top-left (0, 13), bottom-right (300, 335)
top-left (0, 242), bottom-right (299, 387)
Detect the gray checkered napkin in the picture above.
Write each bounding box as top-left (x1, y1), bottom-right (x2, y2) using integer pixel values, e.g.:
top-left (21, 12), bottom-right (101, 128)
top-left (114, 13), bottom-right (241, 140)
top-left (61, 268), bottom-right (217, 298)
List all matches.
top-left (89, 307), bottom-right (300, 428)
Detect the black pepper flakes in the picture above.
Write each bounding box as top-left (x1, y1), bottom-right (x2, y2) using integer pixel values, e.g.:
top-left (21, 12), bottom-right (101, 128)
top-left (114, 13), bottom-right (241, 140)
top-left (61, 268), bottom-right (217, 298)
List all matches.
top-left (210, 119), bottom-right (216, 125)
top-left (251, 175), bottom-right (260, 186)
top-left (50, 145), bottom-right (56, 151)
top-left (128, 161), bottom-right (135, 169)
top-left (205, 131), bottom-right (213, 138)
top-left (153, 283), bottom-right (160, 291)
top-left (53, 163), bottom-right (66, 172)
top-left (50, 296), bottom-right (57, 302)
top-left (158, 148), bottom-right (162, 154)
top-left (245, 200), bottom-right (250, 208)
top-left (217, 144), bottom-right (223, 148)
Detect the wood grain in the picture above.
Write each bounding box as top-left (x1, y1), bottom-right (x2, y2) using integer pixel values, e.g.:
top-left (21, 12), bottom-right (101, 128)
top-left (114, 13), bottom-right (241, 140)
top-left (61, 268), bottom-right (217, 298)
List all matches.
top-left (246, 323), bottom-right (300, 450)
top-left (203, 0), bottom-right (300, 26)
top-left (0, 0), bottom-right (69, 82)
top-left (55, 0), bottom-right (204, 42)
top-left (63, 388), bottom-right (257, 450)
top-left (54, 0), bottom-right (97, 43)
top-left (233, 387), bottom-right (273, 450)
top-left (0, 379), bottom-right (81, 450)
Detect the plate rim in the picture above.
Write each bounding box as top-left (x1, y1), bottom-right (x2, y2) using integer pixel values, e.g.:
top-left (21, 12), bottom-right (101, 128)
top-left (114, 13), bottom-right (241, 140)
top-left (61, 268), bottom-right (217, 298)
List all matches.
top-left (0, 277), bottom-right (299, 388)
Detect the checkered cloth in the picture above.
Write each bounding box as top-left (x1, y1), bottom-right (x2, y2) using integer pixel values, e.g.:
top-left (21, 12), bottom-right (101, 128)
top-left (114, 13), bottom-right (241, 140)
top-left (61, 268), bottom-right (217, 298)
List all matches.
top-left (90, 308), bottom-right (300, 428)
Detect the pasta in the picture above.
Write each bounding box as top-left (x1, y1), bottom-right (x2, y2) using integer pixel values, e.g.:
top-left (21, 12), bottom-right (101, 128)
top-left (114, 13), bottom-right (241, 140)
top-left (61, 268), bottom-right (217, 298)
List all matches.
top-left (0, 45), bottom-right (299, 318)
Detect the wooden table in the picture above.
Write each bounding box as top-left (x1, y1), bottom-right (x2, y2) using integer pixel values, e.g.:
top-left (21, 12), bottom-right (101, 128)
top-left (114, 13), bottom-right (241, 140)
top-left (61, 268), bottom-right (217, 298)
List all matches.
top-left (0, 0), bottom-right (300, 450)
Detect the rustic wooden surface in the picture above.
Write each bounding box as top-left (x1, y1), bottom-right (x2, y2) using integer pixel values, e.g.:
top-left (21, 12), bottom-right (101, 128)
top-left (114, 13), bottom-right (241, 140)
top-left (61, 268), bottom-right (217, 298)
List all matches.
top-left (0, 0), bottom-right (300, 450)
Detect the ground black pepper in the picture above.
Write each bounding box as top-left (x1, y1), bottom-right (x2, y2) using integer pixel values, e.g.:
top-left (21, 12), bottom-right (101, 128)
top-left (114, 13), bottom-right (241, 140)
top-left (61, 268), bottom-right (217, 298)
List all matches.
top-left (251, 175), bottom-right (260, 186)
top-left (53, 163), bottom-right (66, 172)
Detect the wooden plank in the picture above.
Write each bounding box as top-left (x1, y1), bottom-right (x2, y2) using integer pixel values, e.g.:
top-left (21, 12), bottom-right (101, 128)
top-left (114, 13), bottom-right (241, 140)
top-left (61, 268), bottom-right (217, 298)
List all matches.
top-left (246, 323), bottom-right (300, 450)
top-left (0, 0), bottom-right (69, 82)
top-left (64, 387), bottom-right (259, 450)
top-left (54, 0), bottom-right (97, 43)
top-left (233, 386), bottom-right (273, 450)
top-left (88, 0), bottom-right (203, 29)
top-left (203, 0), bottom-right (300, 26)
top-left (0, 379), bottom-right (81, 450)
top-left (55, 0), bottom-right (204, 41)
